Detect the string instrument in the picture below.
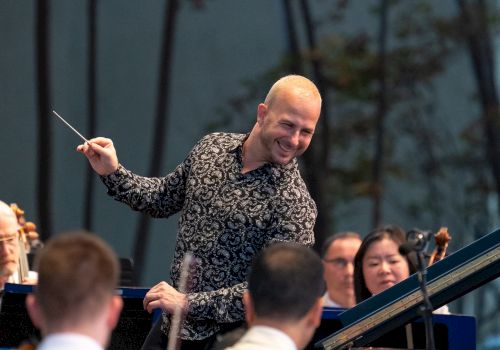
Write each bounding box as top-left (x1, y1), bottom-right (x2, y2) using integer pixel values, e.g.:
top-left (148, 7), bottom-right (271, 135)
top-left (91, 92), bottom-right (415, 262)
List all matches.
top-left (9, 203), bottom-right (41, 284)
top-left (429, 227), bottom-right (452, 266)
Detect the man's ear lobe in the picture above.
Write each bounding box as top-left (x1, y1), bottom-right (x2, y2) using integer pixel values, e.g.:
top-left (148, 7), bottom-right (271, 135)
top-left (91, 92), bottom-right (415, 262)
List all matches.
top-left (309, 297), bottom-right (324, 328)
top-left (26, 294), bottom-right (42, 329)
top-left (108, 295), bottom-right (124, 330)
top-left (243, 291), bottom-right (254, 325)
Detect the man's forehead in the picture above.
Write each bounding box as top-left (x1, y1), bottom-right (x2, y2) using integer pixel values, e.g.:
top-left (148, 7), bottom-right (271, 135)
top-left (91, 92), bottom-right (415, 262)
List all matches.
top-left (0, 229), bottom-right (18, 242)
top-left (0, 213), bottom-right (20, 241)
top-left (329, 238), bottom-right (361, 252)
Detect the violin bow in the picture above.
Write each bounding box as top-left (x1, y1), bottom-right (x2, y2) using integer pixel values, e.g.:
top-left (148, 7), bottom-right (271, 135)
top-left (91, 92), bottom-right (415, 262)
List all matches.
top-left (167, 252), bottom-right (194, 350)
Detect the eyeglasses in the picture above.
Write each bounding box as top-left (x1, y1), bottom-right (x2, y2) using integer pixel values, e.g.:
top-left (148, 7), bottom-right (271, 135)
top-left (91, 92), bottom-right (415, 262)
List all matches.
top-left (323, 257), bottom-right (354, 268)
top-left (0, 230), bottom-right (19, 247)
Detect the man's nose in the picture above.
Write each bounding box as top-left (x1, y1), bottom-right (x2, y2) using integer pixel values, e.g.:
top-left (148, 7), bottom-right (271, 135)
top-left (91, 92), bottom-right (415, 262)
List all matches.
top-left (0, 242), bottom-right (9, 255)
top-left (346, 262), bottom-right (355, 275)
top-left (288, 130), bottom-right (300, 147)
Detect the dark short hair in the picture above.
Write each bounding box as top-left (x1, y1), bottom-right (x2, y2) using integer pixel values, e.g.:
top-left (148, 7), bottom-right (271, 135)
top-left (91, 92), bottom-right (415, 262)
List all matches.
top-left (33, 231), bottom-right (119, 327)
top-left (248, 242), bottom-right (324, 321)
top-left (353, 225), bottom-right (417, 303)
top-left (321, 231), bottom-right (361, 258)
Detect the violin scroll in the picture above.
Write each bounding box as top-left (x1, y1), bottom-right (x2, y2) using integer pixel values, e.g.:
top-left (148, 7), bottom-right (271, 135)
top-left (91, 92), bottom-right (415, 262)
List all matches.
top-left (429, 227), bottom-right (452, 265)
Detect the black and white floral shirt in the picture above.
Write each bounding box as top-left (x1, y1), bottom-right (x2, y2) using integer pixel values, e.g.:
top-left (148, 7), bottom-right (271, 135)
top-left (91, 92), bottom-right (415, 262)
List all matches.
top-left (102, 132), bottom-right (317, 340)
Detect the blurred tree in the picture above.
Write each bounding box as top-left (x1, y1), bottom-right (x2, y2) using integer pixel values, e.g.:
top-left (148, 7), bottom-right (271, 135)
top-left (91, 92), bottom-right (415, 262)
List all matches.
top-left (457, 0), bottom-right (500, 213)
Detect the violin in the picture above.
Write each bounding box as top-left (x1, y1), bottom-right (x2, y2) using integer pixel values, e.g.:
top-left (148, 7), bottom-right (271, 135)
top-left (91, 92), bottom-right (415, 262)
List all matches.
top-left (429, 227), bottom-right (452, 265)
top-left (9, 203), bottom-right (41, 284)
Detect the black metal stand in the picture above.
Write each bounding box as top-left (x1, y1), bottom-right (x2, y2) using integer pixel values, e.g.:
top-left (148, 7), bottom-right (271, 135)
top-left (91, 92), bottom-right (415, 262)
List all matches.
top-left (415, 249), bottom-right (436, 350)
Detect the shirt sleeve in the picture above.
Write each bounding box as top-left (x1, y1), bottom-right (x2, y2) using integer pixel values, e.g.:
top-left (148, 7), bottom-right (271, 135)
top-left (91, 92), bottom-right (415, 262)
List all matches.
top-left (100, 161), bottom-right (189, 219)
top-left (186, 282), bottom-right (247, 323)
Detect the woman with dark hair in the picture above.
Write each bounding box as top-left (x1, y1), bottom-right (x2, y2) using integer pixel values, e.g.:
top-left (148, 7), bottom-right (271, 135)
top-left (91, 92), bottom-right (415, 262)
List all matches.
top-left (353, 224), bottom-right (417, 303)
top-left (354, 224), bottom-right (449, 314)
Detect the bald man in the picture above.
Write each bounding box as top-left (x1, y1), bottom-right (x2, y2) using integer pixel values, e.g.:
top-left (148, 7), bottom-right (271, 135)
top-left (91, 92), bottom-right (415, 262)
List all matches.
top-left (77, 75), bottom-right (322, 349)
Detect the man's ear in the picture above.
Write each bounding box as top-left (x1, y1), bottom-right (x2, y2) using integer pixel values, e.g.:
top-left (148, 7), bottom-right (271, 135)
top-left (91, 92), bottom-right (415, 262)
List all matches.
top-left (256, 103), bottom-right (268, 125)
top-left (242, 291), bottom-right (254, 326)
top-left (26, 294), bottom-right (43, 329)
top-left (107, 295), bottom-right (124, 330)
top-left (308, 297), bottom-right (324, 328)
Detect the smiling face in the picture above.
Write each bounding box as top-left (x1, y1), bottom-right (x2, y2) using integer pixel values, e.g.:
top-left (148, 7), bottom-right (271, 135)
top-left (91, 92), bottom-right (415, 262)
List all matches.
top-left (362, 238), bottom-right (410, 296)
top-left (256, 86), bottom-right (321, 166)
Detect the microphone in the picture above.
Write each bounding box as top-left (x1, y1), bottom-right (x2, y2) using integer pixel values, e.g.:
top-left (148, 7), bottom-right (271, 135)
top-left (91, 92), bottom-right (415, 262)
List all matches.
top-left (399, 229), bottom-right (433, 255)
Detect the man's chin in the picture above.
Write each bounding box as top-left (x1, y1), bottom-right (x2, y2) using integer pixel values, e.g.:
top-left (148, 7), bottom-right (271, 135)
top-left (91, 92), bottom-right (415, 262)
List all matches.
top-left (272, 154), bottom-right (295, 165)
top-left (0, 264), bottom-right (17, 276)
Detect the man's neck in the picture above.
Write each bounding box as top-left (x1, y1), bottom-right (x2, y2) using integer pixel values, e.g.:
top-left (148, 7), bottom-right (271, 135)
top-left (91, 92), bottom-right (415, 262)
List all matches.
top-left (241, 130), bottom-right (267, 173)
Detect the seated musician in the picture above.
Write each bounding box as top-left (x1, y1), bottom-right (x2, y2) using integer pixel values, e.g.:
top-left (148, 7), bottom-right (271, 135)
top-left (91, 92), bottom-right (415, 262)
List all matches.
top-left (353, 224), bottom-right (449, 314)
top-left (26, 231), bottom-right (123, 350)
top-left (321, 231), bottom-right (361, 308)
top-left (0, 200), bottom-right (37, 292)
top-left (225, 242), bottom-right (325, 350)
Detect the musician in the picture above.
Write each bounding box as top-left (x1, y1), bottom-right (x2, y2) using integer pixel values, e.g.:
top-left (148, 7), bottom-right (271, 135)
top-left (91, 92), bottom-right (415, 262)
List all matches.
top-left (77, 75), bottom-right (322, 349)
top-left (0, 200), bottom-right (37, 292)
top-left (321, 231), bottom-right (361, 308)
top-left (226, 242), bottom-right (325, 350)
top-left (353, 224), bottom-right (449, 313)
top-left (26, 232), bottom-right (123, 350)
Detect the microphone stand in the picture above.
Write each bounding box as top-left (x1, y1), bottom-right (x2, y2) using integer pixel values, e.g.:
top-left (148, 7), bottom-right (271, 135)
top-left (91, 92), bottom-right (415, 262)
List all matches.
top-left (411, 234), bottom-right (436, 350)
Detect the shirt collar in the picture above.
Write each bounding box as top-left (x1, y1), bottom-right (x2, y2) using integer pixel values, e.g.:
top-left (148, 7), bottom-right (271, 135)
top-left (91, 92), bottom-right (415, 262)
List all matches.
top-left (229, 133), bottom-right (297, 177)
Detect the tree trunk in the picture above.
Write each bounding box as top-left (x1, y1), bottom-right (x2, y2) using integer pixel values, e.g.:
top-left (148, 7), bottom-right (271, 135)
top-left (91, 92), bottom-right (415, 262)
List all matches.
top-left (371, 0), bottom-right (389, 228)
top-left (133, 0), bottom-right (179, 284)
top-left (36, 0), bottom-right (52, 241)
top-left (83, 0), bottom-right (98, 231)
top-left (299, 0), bottom-right (333, 249)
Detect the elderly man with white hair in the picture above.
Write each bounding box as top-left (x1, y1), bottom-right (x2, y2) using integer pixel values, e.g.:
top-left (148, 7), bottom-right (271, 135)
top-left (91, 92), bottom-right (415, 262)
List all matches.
top-left (0, 200), bottom-right (37, 292)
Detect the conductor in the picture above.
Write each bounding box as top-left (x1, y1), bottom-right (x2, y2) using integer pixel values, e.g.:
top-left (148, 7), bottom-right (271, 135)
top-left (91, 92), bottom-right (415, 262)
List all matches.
top-left (77, 74), bottom-right (322, 349)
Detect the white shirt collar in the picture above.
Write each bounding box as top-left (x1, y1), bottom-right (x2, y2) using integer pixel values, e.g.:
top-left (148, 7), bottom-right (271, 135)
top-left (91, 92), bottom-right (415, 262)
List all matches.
top-left (322, 292), bottom-right (343, 308)
top-left (235, 325), bottom-right (297, 350)
top-left (37, 333), bottom-right (104, 350)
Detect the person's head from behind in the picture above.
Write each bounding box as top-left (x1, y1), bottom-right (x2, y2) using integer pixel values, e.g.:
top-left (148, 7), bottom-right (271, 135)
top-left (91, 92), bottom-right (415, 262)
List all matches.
top-left (354, 225), bottom-right (417, 303)
top-left (255, 75), bottom-right (322, 166)
top-left (321, 232), bottom-right (361, 308)
top-left (244, 242), bottom-right (325, 349)
top-left (26, 231), bottom-right (123, 346)
top-left (0, 201), bottom-right (20, 283)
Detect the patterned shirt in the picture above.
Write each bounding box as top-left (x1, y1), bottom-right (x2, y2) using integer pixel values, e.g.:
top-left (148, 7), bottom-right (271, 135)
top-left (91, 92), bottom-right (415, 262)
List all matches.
top-left (101, 132), bottom-right (317, 340)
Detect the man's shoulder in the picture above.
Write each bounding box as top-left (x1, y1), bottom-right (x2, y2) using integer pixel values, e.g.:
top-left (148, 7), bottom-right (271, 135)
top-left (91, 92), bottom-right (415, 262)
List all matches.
top-left (199, 132), bottom-right (245, 143)
top-left (193, 132), bottom-right (245, 152)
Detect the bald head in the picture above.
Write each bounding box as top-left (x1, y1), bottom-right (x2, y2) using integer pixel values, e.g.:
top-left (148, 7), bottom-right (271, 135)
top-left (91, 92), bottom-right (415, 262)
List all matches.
top-left (264, 75), bottom-right (322, 110)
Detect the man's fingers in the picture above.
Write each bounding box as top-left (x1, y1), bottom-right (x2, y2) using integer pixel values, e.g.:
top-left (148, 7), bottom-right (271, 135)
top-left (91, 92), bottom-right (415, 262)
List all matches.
top-left (145, 300), bottom-right (162, 314)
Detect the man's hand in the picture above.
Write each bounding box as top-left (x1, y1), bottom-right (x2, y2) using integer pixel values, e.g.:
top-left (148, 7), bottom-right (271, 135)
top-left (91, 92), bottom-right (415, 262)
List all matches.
top-left (143, 281), bottom-right (187, 314)
top-left (76, 137), bottom-right (119, 176)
